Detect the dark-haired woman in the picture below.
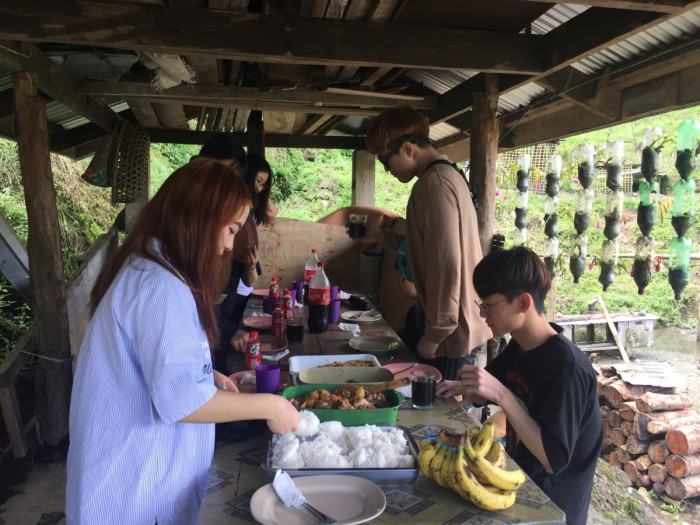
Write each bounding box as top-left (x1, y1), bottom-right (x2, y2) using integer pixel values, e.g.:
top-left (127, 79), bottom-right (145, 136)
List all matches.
top-left (66, 158), bottom-right (300, 524)
top-left (233, 153), bottom-right (280, 325)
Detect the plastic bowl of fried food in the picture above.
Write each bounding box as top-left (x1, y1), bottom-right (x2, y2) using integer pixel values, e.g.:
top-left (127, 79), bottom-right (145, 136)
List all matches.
top-left (280, 383), bottom-right (405, 426)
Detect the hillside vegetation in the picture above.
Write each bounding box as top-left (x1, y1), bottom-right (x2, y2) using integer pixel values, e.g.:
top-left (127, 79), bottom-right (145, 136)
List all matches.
top-left (0, 106), bottom-right (699, 360)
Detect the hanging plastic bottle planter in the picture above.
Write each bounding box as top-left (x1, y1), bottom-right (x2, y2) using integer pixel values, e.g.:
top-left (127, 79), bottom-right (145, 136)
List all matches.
top-left (633, 127), bottom-right (664, 295)
top-left (543, 154), bottom-right (561, 276)
top-left (599, 140), bottom-right (624, 291)
top-left (513, 152), bottom-right (530, 246)
top-left (668, 120), bottom-right (699, 300)
top-left (570, 143), bottom-right (595, 283)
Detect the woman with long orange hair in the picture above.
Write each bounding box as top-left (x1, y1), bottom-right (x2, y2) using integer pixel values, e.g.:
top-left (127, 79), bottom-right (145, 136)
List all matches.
top-left (66, 158), bottom-right (299, 524)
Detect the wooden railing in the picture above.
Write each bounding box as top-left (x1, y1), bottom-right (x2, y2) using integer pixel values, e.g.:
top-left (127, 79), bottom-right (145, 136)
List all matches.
top-left (0, 330), bottom-right (34, 458)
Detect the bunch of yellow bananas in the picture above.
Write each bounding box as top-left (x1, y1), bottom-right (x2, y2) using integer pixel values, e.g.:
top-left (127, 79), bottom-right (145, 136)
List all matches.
top-left (417, 422), bottom-right (525, 511)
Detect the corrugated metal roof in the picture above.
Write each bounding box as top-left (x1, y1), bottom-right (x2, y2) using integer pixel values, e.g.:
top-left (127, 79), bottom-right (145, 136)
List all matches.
top-left (573, 6), bottom-right (700, 75)
top-left (406, 69), bottom-right (478, 96)
top-left (528, 3), bottom-right (589, 35)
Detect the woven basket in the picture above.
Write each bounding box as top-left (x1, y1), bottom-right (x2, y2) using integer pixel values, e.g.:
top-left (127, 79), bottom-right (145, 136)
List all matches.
top-left (110, 121), bottom-right (150, 204)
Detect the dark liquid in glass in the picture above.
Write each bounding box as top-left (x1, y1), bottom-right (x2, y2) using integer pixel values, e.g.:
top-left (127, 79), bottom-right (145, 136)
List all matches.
top-left (287, 322), bottom-right (304, 344)
top-left (412, 378), bottom-right (435, 409)
top-left (348, 223), bottom-right (365, 239)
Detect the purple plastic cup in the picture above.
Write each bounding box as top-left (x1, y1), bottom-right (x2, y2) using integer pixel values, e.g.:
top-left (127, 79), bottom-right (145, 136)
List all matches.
top-left (293, 281), bottom-right (304, 305)
top-left (289, 288), bottom-right (297, 305)
top-left (330, 284), bottom-right (339, 300)
top-left (255, 364), bottom-right (281, 393)
top-left (262, 296), bottom-right (276, 315)
top-left (328, 298), bottom-right (341, 324)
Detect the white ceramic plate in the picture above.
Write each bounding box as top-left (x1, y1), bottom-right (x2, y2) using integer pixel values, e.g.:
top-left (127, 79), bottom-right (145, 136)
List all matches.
top-left (340, 310), bottom-right (383, 323)
top-left (250, 474), bottom-right (386, 525)
top-left (348, 335), bottom-right (401, 353)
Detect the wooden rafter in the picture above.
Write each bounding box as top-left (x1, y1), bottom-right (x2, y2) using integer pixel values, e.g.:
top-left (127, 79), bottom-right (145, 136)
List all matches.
top-left (0, 0), bottom-right (544, 74)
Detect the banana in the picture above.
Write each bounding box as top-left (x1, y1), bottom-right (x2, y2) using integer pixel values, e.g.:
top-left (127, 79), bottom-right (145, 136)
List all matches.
top-left (418, 438), bottom-right (440, 479)
top-left (488, 440), bottom-right (508, 470)
top-left (468, 425), bottom-right (481, 441)
top-left (431, 430), bottom-right (461, 488)
top-left (427, 441), bottom-right (449, 483)
top-left (462, 439), bottom-right (525, 491)
top-left (451, 440), bottom-right (517, 511)
top-left (472, 422), bottom-right (495, 457)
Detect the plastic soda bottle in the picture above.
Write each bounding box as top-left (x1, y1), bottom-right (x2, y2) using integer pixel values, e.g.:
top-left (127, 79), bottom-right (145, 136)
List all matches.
top-left (245, 331), bottom-right (261, 370)
top-left (282, 289), bottom-right (294, 319)
top-left (271, 302), bottom-right (285, 336)
top-left (308, 262), bottom-right (330, 333)
top-left (268, 277), bottom-right (279, 299)
top-left (304, 249), bottom-right (319, 285)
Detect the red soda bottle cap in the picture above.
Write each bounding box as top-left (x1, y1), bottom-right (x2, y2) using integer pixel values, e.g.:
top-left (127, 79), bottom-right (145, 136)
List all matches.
top-left (249, 331), bottom-right (259, 338)
top-left (272, 277), bottom-right (278, 282)
top-left (312, 248), bottom-right (318, 253)
top-left (318, 262), bottom-right (324, 267)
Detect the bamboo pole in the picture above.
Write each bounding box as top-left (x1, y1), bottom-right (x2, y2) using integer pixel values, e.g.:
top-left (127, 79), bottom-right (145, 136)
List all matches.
top-left (596, 294), bottom-right (630, 363)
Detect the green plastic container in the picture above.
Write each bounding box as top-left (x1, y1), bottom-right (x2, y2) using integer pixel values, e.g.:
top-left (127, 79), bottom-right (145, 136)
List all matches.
top-left (280, 383), bottom-right (405, 426)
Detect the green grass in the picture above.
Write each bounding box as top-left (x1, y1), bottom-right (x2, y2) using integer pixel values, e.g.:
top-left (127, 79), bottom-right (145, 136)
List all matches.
top-left (0, 107), bottom-right (700, 360)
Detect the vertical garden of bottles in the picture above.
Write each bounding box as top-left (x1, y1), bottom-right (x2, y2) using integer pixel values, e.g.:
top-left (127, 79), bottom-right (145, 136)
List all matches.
top-left (543, 155), bottom-right (561, 277)
top-left (513, 153), bottom-right (530, 247)
top-left (599, 140), bottom-right (624, 291)
top-left (668, 120), bottom-right (700, 300)
top-left (570, 143), bottom-right (595, 283)
top-left (632, 127), bottom-right (663, 295)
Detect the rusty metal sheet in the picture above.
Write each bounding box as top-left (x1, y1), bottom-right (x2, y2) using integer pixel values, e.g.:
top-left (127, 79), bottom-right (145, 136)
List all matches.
top-left (602, 361), bottom-right (686, 390)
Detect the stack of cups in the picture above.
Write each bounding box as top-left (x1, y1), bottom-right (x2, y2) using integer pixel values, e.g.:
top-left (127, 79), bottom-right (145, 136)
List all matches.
top-left (328, 284), bottom-right (341, 324)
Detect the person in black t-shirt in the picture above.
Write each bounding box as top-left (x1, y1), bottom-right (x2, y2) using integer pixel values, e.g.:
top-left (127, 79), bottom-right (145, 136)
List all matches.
top-left (436, 246), bottom-right (603, 525)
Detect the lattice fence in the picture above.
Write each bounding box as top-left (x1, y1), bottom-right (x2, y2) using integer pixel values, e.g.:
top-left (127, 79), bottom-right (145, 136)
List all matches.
top-left (496, 145), bottom-right (634, 195)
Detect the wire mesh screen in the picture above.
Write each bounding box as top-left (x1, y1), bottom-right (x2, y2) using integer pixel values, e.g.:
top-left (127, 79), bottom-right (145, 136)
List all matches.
top-left (496, 145), bottom-right (633, 194)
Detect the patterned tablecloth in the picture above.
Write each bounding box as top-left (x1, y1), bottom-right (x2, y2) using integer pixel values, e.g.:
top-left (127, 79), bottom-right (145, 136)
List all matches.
top-left (198, 396), bottom-right (566, 524)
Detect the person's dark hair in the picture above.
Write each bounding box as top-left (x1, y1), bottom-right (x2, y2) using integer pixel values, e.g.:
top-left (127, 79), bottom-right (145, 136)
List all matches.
top-left (473, 246), bottom-right (551, 314)
top-left (198, 133), bottom-right (247, 173)
top-left (90, 158), bottom-right (251, 346)
top-left (245, 152), bottom-right (274, 225)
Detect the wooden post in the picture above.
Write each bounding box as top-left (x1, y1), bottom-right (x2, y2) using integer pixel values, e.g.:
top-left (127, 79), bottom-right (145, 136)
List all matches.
top-left (13, 72), bottom-right (72, 451)
top-left (471, 74), bottom-right (499, 256)
top-left (351, 150), bottom-right (375, 207)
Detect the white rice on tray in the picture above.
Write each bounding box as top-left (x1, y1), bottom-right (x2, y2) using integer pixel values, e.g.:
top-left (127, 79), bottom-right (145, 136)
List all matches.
top-left (270, 410), bottom-right (415, 469)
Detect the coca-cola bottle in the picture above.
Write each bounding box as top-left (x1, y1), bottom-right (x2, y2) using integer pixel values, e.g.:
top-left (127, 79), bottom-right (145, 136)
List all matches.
top-left (268, 277), bottom-right (279, 299)
top-left (307, 261), bottom-right (330, 334)
top-left (271, 302), bottom-right (284, 336)
top-left (245, 331), bottom-right (261, 370)
top-left (303, 248), bottom-right (319, 304)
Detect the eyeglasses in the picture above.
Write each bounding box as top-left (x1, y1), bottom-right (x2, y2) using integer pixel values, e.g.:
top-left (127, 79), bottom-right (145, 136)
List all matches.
top-left (377, 142), bottom-right (403, 171)
top-left (474, 297), bottom-right (509, 315)
top-left (376, 135), bottom-right (420, 171)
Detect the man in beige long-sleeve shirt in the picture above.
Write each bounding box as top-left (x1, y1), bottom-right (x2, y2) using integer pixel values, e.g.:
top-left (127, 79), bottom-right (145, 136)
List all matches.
top-left (365, 104), bottom-right (492, 380)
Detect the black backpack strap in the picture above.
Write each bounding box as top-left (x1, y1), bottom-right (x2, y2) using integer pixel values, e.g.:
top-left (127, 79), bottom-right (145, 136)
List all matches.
top-left (426, 159), bottom-right (479, 210)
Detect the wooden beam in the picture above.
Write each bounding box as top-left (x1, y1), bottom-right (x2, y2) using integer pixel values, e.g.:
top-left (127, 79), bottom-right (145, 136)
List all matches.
top-left (0, 41), bottom-right (118, 131)
top-left (502, 63), bottom-right (700, 148)
top-left (0, 0), bottom-right (544, 74)
top-left (13, 72), bottom-right (72, 448)
top-left (77, 81), bottom-right (437, 109)
top-left (427, 74), bottom-right (529, 125)
top-left (145, 128), bottom-right (366, 149)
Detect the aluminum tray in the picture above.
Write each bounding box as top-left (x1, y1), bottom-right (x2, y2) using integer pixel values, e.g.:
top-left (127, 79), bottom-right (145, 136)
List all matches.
top-left (262, 425), bottom-right (419, 484)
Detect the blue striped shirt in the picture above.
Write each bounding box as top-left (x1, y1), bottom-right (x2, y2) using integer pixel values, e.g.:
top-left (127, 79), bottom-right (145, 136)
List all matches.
top-left (66, 254), bottom-right (217, 524)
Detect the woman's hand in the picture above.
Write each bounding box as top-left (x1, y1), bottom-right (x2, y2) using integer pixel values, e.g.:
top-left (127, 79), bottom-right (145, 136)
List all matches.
top-left (266, 397), bottom-right (301, 434)
top-left (214, 370), bottom-right (238, 393)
